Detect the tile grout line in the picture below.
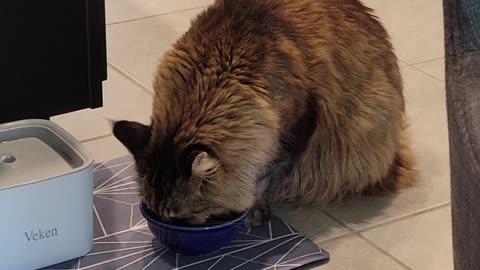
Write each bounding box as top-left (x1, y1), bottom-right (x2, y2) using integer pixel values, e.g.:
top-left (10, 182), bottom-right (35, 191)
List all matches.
top-left (316, 231), bottom-right (355, 245)
top-left (105, 5), bottom-right (210, 94)
top-left (106, 5), bottom-right (209, 26)
top-left (296, 209), bottom-right (317, 230)
top-left (321, 211), bottom-right (414, 270)
top-left (305, 201), bottom-right (451, 244)
top-left (322, 201), bottom-right (451, 234)
top-left (355, 203), bottom-right (452, 270)
top-left (107, 62), bottom-right (154, 96)
top-left (356, 202), bottom-right (451, 233)
top-left (80, 134), bottom-right (114, 144)
top-left (402, 56), bottom-right (445, 67)
top-left (407, 64), bottom-right (445, 82)
top-left (321, 202), bottom-right (452, 269)
top-left (355, 234), bottom-right (415, 270)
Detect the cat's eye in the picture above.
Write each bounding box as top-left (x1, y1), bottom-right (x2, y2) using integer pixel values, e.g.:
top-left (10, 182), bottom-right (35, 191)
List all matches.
top-left (199, 183), bottom-right (206, 193)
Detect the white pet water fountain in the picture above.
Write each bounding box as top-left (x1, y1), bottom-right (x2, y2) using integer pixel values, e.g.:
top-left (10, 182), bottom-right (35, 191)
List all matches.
top-left (0, 119), bottom-right (94, 270)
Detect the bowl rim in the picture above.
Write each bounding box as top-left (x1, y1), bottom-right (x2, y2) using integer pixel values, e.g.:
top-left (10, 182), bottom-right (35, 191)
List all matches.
top-left (139, 202), bottom-right (249, 232)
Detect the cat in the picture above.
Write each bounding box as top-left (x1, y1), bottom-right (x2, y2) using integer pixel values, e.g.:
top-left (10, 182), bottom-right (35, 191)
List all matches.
top-left (113, 0), bottom-right (416, 226)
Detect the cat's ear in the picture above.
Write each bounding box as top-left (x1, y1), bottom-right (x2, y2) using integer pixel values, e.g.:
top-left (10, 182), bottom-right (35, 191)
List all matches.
top-left (113, 120), bottom-right (151, 155)
top-left (191, 152), bottom-right (220, 178)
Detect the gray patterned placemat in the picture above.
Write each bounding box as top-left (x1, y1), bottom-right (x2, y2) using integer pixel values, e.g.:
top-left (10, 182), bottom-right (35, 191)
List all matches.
top-left (44, 156), bottom-right (329, 270)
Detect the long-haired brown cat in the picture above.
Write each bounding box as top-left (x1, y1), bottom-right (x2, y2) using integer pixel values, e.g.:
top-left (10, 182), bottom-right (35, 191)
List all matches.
top-left (113, 0), bottom-right (415, 226)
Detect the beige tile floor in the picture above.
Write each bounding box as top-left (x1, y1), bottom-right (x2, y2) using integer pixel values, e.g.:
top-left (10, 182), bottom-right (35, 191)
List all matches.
top-left (51, 1), bottom-right (452, 269)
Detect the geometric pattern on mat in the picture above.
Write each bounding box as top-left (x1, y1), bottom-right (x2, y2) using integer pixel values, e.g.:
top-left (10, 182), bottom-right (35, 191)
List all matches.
top-left (43, 156), bottom-right (329, 270)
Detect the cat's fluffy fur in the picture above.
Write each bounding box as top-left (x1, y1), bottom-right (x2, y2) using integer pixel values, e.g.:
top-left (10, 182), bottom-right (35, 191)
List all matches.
top-left (113, 0), bottom-right (415, 225)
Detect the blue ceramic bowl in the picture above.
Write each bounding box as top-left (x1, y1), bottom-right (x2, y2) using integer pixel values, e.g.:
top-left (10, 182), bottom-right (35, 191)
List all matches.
top-left (139, 203), bottom-right (248, 255)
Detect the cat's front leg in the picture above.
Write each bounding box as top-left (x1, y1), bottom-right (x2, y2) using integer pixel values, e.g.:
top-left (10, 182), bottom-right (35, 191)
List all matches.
top-left (246, 177), bottom-right (271, 227)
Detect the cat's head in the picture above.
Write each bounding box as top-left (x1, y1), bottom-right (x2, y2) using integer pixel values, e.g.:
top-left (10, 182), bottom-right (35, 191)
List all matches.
top-left (112, 120), bottom-right (252, 225)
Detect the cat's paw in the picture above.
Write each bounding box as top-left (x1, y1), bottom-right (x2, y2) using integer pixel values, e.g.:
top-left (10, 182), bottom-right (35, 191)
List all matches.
top-left (245, 206), bottom-right (271, 228)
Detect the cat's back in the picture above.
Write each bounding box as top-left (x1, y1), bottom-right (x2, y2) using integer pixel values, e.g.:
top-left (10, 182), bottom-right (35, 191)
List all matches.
top-left (185, 0), bottom-right (396, 80)
top-left (193, 0), bottom-right (389, 45)
top-left (155, 0), bottom-right (400, 120)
